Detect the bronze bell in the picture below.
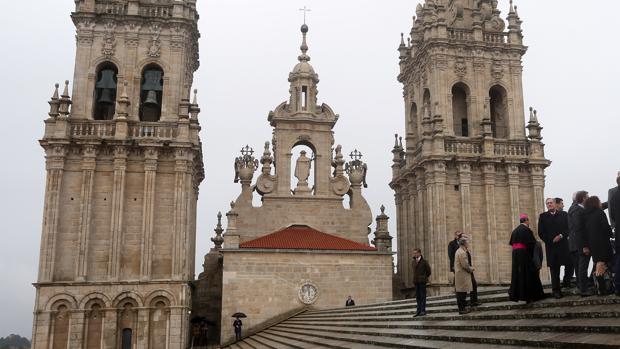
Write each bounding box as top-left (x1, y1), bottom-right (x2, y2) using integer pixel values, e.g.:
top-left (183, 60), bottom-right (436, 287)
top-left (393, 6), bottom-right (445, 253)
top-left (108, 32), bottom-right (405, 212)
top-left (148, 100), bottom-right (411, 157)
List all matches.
top-left (143, 90), bottom-right (159, 106)
top-left (98, 88), bottom-right (115, 105)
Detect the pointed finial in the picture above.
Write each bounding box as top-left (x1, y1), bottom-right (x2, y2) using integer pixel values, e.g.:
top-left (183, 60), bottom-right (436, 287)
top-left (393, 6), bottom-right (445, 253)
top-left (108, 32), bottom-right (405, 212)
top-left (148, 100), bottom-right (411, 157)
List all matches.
top-left (52, 83), bottom-right (60, 100)
top-left (529, 107), bottom-right (538, 122)
top-left (399, 136), bottom-right (403, 148)
top-left (400, 33), bottom-right (405, 46)
top-left (62, 80), bottom-right (70, 98)
top-left (514, 5), bottom-right (519, 17)
top-left (192, 89), bottom-right (198, 105)
top-left (509, 0), bottom-right (515, 13)
top-left (380, 205), bottom-right (385, 214)
top-left (394, 134), bottom-right (399, 148)
top-left (211, 211), bottom-right (224, 249)
top-left (217, 211), bottom-right (222, 225)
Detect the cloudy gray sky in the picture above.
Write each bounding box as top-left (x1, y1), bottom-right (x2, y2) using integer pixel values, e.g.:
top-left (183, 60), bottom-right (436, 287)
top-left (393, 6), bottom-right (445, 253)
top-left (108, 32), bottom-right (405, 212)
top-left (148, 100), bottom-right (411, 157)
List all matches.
top-left (1, 0), bottom-right (619, 337)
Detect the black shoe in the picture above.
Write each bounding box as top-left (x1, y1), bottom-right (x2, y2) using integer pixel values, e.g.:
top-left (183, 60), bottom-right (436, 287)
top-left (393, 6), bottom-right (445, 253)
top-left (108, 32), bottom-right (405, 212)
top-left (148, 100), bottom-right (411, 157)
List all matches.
top-left (418, 311), bottom-right (427, 316)
top-left (459, 309), bottom-right (470, 315)
top-left (470, 301), bottom-right (482, 307)
top-left (553, 292), bottom-right (563, 299)
top-left (413, 312), bottom-right (421, 317)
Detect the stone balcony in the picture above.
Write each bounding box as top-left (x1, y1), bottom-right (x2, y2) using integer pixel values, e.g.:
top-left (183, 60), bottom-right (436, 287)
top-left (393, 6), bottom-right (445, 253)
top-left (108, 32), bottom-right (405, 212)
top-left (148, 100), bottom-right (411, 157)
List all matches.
top-left (81, 0), bottom-right (198, 21)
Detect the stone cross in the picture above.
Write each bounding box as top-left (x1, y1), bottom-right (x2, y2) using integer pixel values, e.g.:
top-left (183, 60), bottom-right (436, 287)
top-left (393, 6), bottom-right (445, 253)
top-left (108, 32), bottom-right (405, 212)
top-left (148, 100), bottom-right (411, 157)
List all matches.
top-left (299, 6), bottom-right (311, 24)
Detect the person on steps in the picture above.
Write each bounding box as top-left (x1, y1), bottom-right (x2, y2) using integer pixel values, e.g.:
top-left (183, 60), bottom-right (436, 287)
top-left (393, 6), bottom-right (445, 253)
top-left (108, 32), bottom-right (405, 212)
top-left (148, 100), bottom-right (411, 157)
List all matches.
top-left (584, 196), bottom-right (614, 295)
top-left (412, 248), bottom-right (431, 317)
top-left (509, 214), bottom-right (546, 303)
top-left (455, 238), bottom-right (474, 314)
top-left (345, 295), bottom-right (356, 307)
top-left (448, 230), bottom-right (463, 285)
top-left (538, 197), bottom-right (571, 298)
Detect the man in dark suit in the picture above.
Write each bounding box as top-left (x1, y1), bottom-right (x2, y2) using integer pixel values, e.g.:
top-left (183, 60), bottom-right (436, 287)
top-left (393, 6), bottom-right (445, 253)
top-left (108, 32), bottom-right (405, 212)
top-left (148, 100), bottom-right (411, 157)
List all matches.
top-left (412, 248), bottom-right (431, 316)
top-left (538, 198), bottom-right (571, 298)
top-left (608, 174), bottom-right (620, 296)
top-left (568, 191), bottom-right (592, 296)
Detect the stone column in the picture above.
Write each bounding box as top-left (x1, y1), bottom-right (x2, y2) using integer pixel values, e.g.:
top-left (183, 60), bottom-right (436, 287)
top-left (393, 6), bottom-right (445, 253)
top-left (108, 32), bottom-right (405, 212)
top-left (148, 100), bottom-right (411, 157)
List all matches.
top-left (394, 192), bottom-right (403, 280)
top-left (108, 146), bottom-right (127, 280)
top-left (39, 144), bottom-right (67, 282)
top-left (137, 307), bottom-right (150, 349)
top-left (483, 163), bottom-right (499, 283)
top-left (140, 147), bottom-right (159, 281)
top-left (507, 164), bottom-right (521, 228)
top-left (400, 186), bottom-right (410, 287)
top-left (172, 148), bottom-right (193, 280)
top-left (432, 161), bottom-right (449, 284)
top-left (76, 145), bottom-right (97, 281)
top-left (458, 162), bottom-right (473, 234)
top-left (415, 172), bottom-right (426, 257)
top-left (424, 167), bottom-right (436, 283)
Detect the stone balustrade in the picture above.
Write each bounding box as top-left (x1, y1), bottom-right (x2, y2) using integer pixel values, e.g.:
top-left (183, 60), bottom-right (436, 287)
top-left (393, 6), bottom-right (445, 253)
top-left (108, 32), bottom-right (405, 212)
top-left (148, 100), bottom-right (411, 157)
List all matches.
top-left (95, 1), bottom-right (127, 15)
top-left (444, 138), bottom-right (483, 155)
top-left (494, 141), bottom-right (530, 157)
top-left (483, 32), bottom-right (508, 44)
top-left (139, 5), bottom-right (173, 18)
top-left (68, 120), bottom-right (178, 141)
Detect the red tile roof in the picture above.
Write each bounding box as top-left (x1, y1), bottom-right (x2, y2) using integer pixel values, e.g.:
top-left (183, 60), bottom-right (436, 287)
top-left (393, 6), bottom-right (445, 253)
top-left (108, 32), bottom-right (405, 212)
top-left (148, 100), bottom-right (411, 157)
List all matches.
top-left (239, 225), bottom-right (377, 251)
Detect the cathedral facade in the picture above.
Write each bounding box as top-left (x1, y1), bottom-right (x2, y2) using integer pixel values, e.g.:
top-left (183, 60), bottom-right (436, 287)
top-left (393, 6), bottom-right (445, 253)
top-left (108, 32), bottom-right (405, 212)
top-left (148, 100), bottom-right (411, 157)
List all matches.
top-left (391, 0), bottom-right (551, 288)
top-left (32, 1), bottom-right (203, 348)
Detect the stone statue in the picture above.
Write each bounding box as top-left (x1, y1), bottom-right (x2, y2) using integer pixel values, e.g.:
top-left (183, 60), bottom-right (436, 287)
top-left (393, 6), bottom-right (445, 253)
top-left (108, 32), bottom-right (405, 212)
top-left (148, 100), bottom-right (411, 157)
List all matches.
top-left (294, 150), bottom-right (312, 185)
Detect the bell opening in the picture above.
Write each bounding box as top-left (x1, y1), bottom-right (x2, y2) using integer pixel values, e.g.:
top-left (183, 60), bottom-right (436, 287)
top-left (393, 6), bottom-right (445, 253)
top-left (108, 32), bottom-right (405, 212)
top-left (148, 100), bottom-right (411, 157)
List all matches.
top-left (93, 63), bottom-right (118, 120)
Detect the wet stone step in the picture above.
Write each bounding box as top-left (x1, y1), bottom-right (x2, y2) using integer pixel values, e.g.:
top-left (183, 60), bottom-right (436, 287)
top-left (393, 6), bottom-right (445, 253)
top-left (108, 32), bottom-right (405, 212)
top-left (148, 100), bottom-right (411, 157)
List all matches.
top-left (244, 337), bottom-right (274, 349)
top-left (275, 323), bottom-right (620, 349)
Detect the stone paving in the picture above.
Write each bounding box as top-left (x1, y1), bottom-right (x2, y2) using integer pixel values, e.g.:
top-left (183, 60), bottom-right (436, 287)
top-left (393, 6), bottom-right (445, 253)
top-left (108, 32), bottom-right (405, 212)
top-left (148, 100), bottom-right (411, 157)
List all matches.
top-left (222, 286), bottom-right (620, 349)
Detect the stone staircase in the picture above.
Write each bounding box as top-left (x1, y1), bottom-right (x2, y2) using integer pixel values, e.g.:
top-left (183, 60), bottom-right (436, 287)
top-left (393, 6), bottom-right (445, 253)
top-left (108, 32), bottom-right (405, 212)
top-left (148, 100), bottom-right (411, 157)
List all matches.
top-left (222, 286), bottom-right (620, 348)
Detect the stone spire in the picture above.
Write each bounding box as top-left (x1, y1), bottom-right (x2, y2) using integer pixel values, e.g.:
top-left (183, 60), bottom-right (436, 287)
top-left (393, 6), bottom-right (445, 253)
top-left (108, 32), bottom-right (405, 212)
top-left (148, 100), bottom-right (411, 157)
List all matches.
top-left (48, 83), bottom-right (60, 118)
top-left (211, 212), bottom-right (224, 249)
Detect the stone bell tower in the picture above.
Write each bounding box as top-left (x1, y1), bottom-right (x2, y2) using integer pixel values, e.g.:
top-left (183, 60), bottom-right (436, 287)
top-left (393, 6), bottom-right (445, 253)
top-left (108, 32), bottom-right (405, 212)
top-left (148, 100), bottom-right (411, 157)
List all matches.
top-left (32, 1), bottom-right (203, 349)
top-left (391, 0), bottom-right (550, 288)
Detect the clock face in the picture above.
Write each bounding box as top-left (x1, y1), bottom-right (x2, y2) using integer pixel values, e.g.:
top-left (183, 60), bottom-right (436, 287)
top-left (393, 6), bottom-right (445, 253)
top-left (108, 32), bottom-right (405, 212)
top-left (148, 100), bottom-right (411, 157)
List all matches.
top-left (298, 282), bottom-right (319, 305)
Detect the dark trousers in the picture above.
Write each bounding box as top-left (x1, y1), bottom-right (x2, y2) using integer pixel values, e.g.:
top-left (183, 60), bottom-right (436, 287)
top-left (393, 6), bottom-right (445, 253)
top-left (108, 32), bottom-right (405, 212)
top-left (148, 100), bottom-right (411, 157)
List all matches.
top-left (614, 253), bottom-right (620, 293)
top-left (456, 292), bottom-right (468, 311)
top-left (470, 274), bottom-right (478, 304)
top-left (414, 283), bottom-right (427, 314)
top-left (578, 253), bottom-right (592, 293)
top-left (567, 251), bottom-right (579, 285)
top-left (235, 330), bottom-right (241, 341)
top-left (550, 264), bottom-right (562, 293)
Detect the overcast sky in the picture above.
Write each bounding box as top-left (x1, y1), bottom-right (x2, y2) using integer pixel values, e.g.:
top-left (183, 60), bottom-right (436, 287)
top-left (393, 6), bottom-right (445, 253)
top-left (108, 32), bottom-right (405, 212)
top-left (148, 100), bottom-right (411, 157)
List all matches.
top-left (1, 0), bottom-right (619, 338)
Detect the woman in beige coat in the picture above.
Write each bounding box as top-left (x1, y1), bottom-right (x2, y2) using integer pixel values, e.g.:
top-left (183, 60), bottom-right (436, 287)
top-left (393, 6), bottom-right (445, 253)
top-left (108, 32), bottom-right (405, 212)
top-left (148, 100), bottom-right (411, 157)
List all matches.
top-left (454, 239), bottom-right (474, 314)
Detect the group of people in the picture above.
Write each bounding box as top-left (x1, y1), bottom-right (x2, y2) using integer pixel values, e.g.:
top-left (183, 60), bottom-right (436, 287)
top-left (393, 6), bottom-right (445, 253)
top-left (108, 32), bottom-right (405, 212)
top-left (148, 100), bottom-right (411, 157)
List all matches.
top-left (411, 172), bottom-right (620, 315)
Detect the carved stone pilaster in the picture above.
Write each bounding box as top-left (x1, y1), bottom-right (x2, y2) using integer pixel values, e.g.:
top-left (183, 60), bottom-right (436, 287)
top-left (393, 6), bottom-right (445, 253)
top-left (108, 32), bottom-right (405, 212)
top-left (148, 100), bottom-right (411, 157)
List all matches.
top-left (482, 162), bottom-right (499, 283)
top-left (172, 148), bottom-right (194, 280)
top-left (108, 146), bottom-right (127, 280)
top-left (457, 162), bottom-right (472, 235)
top-left (140, 147), bottom-right (159, 281)
top-left (76, 145), bottom-right (97, 281)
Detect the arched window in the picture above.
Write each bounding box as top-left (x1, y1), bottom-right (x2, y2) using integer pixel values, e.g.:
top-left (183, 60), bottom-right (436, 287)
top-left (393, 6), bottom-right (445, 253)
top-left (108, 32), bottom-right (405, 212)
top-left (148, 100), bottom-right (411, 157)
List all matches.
top-left (140, 65), bottom-right (164, 122)
top-left (52, 304), bottom-right (70, 349)
top-left (452, 83), bottom-right (470, 137)
top-left (93, 63), bottom-right (118, 120)
top-left (409, 103), bottom-right (418, 138)
top-left (118, 301), bottom-right (137, 349)
top-left (86, 304), bottom-right (103, 349)
top-left (489, 85), bottom-right (508, 138)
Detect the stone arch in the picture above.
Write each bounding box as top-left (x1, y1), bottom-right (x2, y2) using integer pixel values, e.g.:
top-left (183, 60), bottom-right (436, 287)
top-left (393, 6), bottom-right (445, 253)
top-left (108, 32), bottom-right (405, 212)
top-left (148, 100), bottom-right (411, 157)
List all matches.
top-left (409, 102), bottom-right (419, 138)
top-left (451, 82), bottom-right (471, 137)
top-left (489, 84), bottom-right (509, 138)
top-left (91, 56), bottom-right (123, 75)
top-left (44, 293), bottom-right (78, 311)
top-left (80, 292), bottom-right (112, 309)
top-left (112, 291), bottom-right (144, 308)
top-left (139, 63), bottom-right (165, 122)
top-left (145, 289), bottom-right (175, 307)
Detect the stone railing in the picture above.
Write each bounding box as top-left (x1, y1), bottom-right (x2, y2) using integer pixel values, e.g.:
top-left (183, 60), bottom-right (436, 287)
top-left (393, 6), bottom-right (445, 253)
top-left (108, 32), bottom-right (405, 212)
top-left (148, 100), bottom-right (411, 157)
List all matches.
top-left (445, 138), bottom-right (482, 155)
top-left (483, 32), bottom-right (508, 44)
top-left (95, 1), bottom-right (127, 15)
top-left (128, 122), bottom-right (177, 140)
top-left (139, 5), bottom-right (173, 18)
top-left (447, 28), bottom-right (473, 41)
top-left (494, 141), bottom-right (530, 157)
top-left (70, 121), bottom-right (116, 138)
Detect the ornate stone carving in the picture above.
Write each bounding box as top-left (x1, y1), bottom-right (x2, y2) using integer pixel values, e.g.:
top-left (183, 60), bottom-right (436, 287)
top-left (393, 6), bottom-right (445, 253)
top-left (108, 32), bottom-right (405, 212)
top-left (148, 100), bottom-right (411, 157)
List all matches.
top-left (298, 280), bottom-right (319, 305)
top-left (256, 142), bottom-right (276, 195)
top-left (233, 145), bottom-right (259, 184)
top-left (346, 149), bottom-right (368, 188)
top-left (330, 145), bottom-right (351, 196)
top-left (101, 23), bottom-right (116, 58)
top-left (491, 60), bottom-right (504, 81)
top-left (454, 58), bottom-right (467, 78)
top-left (147, 24), bottom-right (162, 58)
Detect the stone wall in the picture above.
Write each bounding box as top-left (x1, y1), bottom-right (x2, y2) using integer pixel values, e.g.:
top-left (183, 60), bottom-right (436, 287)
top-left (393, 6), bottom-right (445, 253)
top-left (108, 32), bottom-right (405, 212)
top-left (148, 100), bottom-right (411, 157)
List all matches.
top-left (219, 250), bottom-right (393, 345)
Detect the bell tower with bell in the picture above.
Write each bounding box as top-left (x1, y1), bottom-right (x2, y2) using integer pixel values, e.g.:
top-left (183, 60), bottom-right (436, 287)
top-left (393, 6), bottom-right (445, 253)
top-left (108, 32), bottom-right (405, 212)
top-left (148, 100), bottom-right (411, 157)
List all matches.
top-left (32, 1), bottom-right (203, 348)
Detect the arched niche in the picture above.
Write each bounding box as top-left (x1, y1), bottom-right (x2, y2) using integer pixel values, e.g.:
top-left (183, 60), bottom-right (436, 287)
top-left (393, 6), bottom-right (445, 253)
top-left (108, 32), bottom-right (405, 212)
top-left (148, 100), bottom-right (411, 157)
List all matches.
top-left (451, 82), bottom-right (470, 137)
top-left (290, 141), bottom-right (316, 195)
top-left (85, 302), bottom-right (104, 349)
top-left (409, 102), bottom-right (419, 139)
top-left (489, 85), bottom-right (509, 138)
top-left (422, 89), bottom-right (431, 118)
top-left (149, 297), bottom-right (170, 349)
top-left (51, 302), bottom-right (71, 349)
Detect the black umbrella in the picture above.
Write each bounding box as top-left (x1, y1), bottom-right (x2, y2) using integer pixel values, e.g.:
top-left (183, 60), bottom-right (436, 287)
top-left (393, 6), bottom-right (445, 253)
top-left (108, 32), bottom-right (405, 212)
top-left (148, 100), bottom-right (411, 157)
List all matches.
top-left (232, 312), bottom-right (247, 318)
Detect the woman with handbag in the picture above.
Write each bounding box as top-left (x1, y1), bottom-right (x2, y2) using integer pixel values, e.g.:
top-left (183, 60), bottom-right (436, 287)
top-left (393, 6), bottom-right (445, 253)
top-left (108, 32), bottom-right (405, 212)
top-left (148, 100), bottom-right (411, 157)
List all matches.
top-left (584, 196), bottom-right (614, 295)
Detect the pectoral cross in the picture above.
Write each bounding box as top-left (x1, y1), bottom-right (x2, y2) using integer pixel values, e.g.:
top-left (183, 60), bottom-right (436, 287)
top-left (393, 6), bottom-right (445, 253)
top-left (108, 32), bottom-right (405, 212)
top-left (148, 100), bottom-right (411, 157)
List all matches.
top-left (299, 6), bottom-right (311, 24)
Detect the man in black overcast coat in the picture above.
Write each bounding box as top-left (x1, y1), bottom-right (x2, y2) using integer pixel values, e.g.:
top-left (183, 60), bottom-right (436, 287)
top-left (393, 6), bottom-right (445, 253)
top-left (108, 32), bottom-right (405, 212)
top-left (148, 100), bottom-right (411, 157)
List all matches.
top-left (569, 191), bottom-right (592, 296)
top-left (538, 198), bottom-right (570, 298)
top-left (608, 174), bottom-right (620, 296)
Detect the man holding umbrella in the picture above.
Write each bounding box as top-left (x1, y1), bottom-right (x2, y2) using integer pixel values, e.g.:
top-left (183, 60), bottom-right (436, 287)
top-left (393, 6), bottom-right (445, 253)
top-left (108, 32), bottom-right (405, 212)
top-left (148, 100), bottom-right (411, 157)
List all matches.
top-left (232, 312), bottom-right (246, 342)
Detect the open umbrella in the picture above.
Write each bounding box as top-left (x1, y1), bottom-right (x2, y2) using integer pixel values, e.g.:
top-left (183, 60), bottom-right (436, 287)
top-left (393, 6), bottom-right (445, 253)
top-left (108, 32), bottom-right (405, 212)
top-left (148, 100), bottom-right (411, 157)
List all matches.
top-left (232, 312), bottom-right (247, 318)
